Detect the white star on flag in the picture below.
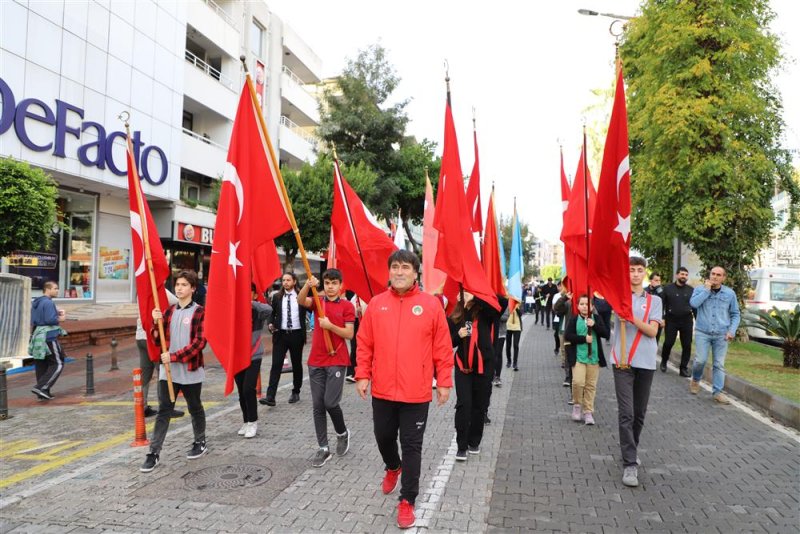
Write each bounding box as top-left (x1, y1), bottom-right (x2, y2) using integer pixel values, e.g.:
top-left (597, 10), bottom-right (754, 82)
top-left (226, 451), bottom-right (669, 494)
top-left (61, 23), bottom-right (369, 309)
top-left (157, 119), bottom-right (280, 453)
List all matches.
top-left (614, 213), bottom-right (631, 243)
top-left (228, 241), bottom-right (243, 278)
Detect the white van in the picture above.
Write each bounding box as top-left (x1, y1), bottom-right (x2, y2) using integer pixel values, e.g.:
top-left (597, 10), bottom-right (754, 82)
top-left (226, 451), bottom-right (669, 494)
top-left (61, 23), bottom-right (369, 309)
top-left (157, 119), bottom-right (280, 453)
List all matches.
top-left (746, 267), bottom-right (800, 340)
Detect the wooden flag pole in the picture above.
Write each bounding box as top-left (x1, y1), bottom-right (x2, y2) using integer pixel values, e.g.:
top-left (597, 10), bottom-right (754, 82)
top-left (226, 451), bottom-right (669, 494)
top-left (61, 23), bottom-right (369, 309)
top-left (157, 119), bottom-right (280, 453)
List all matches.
top-left (239, 56), bottom-right (334, 355)
top-left (121, 113), bottom-right (175, 402)
top-left (582, 125), bottom-right (594, 357)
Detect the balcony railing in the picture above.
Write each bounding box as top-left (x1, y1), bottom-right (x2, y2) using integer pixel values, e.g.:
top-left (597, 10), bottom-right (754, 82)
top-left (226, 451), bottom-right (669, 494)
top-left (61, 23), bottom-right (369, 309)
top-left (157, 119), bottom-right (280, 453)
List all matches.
top-left (183, 127), bottom-right (227, 151)
top-left (185, 49), bottom-right (235, 91)
top-left (280, 115), bottom-right (317, 146)
top-left (200, 0), bottom-right (236, 27)
top-left (282, 65), bottom-right (305, 87)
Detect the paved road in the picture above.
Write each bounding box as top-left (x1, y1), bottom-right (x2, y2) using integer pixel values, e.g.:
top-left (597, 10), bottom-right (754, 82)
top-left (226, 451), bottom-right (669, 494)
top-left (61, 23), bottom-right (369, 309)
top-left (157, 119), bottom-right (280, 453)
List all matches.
top-left (1, 320), bottom-right (798, 533)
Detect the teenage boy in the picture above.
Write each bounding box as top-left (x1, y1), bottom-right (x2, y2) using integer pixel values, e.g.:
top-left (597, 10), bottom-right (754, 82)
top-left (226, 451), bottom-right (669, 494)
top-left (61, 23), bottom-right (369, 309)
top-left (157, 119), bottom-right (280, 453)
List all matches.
top-left (297, 270), bottom-right (355, 468)
top-left (30, 281), bottom-right (67, 400)
top-left (140, 270), bottom-right (207, 473)
top-left (610, 257), bottom-right (663, 488)
top-left (356, 250), bottom-right (453, 529)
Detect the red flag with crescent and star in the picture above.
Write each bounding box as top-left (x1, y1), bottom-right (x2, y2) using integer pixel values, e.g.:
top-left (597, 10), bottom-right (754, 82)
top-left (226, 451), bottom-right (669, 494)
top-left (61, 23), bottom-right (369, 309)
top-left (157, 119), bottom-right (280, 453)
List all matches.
top-left (206, 84), bottom-right (292, 395)
top-left (589, 67), bottom-right (633, 322)
top-left (127, 148), bottom-right (170, 362)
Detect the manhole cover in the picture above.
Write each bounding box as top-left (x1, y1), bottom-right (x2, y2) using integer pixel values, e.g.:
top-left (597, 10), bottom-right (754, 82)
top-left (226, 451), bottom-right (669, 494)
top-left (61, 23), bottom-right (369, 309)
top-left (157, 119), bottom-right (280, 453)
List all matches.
top-left (183, 464), bottom-right (272, 490)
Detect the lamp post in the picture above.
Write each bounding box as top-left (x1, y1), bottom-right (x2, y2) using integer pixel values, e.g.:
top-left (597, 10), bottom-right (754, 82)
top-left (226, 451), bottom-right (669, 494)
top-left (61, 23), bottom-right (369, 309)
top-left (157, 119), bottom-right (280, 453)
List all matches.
top-left (578, 8), bottom-right (634, 39)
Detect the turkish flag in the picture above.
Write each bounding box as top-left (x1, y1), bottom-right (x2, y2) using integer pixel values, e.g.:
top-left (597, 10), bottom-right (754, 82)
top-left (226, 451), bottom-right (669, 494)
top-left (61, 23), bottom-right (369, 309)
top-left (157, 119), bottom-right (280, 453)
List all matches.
top-left (482, 191), bottom-right (505, 296)
top-left (206, 83), bottom-right (292, 395)
top-left (422, 173), bottom-right (446, 294)
top-left (127, 147), bottom-right (170, 362)
top-left (589, 67), bottom-right (633, 322)
top-left (331, 159), bottom-right (397, 303)
top-left (251, 241), bottom-right (281, 304)
top-left (465, 129), bottom-right (483, 235)
top-left (560, 143), bottom-right (596, 305)
top-left (434, 94), bottom-right (499, 312)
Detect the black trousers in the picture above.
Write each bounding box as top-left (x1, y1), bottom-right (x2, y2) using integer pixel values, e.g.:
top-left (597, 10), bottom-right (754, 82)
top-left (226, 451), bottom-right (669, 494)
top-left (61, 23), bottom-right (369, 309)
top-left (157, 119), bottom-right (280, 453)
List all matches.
top-left (493, 336), bottom-right (505, 379)
top-left (266, 330), bottom-right (305, 398)
top-left (235, 358), bottom-right (262, 423)
top-left (534, 303), bottom-right (543, 324)
top-left (34, 340), bottom-right (65, 393)
top-left (506, 331), bottom-right (521, 366)
top-left (553, 327), bottom-right (561, 352)
top-left (661, 315), bottom-right (693, 371)
top-left (454, 369), bottom-right (491, 451)
top-left (544, 305), bottom-right (553, 328)
top-left (372, 397), bottom-right (429, 505)
top-left (612, 367), bottom-right (655, 467)
top-left (150, 380), bottom-right (205, 455)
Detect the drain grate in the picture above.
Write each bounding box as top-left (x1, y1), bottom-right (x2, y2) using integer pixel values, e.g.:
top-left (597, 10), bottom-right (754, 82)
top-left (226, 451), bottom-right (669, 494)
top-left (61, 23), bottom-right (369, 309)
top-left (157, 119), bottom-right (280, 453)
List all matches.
top-left (183, 464), bottom-right (272, 490)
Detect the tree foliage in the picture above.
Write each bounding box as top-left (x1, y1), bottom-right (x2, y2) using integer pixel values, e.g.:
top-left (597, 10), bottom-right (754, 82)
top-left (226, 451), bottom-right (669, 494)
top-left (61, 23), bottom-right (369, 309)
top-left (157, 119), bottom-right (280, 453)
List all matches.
top-left (0, 157), bottom-right (60, 258)
top-left (621, 0), bottom-right (800, 296)
top-left (318, 44), bottom-right (440, 251)
top-left (498, 215), bottom-right (537, 281)
top-left (540, 264), bottom-right (564, 283)
top-left (276, 154), bottom-right (377, 268)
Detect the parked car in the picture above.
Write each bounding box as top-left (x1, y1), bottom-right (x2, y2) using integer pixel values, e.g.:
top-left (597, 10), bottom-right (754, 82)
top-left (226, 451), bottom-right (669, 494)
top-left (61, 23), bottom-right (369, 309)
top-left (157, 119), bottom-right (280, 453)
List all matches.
top-left (745, 267), bottom-right (800, 341)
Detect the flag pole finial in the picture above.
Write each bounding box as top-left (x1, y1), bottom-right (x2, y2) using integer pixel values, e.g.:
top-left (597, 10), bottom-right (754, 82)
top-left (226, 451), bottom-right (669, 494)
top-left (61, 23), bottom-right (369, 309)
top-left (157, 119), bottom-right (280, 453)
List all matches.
top-left (424, 166), bottom-right (429, 180)
top-left (118, 111), bottom-right (130, 129)
top-left (472, 107), bottom-right (476, 129)
top-left (332, 143), bottom-right (339, 162)
top-left (239, 55), bottom-right (249, 73)
top-left (444, 59), bottom-right (450, 95)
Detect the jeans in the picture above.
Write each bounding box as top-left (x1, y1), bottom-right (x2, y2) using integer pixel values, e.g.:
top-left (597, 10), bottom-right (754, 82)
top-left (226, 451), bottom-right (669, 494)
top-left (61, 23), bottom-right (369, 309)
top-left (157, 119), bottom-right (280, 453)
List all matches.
top-left (309, 366), bottom-right (347, 448)
top-left (613, 366), bottom-right (655, 467)
top-left (372, 397), bottom-right (429, 505)
top-left (692, 330), bottom-right (729, 395)
top-left (234, 358), bottom-right (262, 423)
top-left (149, 380), bottom-right (205, 455)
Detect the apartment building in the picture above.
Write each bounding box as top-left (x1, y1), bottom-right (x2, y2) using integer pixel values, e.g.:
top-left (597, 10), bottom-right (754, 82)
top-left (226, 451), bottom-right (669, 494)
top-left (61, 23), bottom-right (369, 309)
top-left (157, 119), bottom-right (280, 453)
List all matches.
top-left (0, 0), bottom-right (323, 302)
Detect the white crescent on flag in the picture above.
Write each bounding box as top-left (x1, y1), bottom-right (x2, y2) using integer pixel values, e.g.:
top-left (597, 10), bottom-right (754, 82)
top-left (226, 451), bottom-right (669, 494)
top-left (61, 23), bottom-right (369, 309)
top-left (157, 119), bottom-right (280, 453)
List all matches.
top-left (222, 162), bottom-right (245, 225)
top-left (130, 210), bottom-right (146, 277)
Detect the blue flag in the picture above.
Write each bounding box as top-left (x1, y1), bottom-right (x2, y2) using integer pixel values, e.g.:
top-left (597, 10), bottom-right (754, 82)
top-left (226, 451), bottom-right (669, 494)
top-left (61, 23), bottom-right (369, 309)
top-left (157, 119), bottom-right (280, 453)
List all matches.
top-left (508, 211), bottom-right (523, 303)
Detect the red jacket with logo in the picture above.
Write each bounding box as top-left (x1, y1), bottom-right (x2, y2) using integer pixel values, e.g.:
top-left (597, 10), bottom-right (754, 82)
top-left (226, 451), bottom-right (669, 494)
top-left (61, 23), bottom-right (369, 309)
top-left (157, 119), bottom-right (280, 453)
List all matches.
top-left (355, 284), bottom-right (453, 403)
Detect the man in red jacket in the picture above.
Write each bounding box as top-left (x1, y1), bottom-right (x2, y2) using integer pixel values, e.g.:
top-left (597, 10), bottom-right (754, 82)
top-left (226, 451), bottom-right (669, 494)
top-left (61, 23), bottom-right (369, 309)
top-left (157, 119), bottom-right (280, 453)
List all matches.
top-left (356, 250), bottom-right (453, 529)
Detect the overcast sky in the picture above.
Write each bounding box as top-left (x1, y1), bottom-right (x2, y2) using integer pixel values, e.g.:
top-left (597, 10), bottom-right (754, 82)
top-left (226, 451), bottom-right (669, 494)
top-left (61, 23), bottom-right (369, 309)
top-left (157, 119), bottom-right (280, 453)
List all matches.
top-left (270, 0), bottom-right (800, 243)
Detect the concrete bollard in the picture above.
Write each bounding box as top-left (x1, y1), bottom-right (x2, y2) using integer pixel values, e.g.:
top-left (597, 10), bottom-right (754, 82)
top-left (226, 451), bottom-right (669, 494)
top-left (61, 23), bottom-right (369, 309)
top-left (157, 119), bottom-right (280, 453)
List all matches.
top-left (85, 353), bottom-right (95, 396)
top-left (109, 337), bottom-right (119, 371)
top-left (0, 367), bottom-right (9, 420)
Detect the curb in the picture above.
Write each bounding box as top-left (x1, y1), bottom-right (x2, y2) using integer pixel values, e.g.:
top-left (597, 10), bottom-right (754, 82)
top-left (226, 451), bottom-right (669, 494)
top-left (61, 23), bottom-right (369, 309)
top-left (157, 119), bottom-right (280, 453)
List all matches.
top-left (667, 352), bottom-right (800, 431)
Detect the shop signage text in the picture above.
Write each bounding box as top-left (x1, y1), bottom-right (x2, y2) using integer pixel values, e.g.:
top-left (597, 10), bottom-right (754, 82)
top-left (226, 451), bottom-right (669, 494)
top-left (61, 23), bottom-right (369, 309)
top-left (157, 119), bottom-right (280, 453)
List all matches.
top-left (177, 222), bottom-right (214, 245)
top-left (0, 77), bottom-right (168, 186)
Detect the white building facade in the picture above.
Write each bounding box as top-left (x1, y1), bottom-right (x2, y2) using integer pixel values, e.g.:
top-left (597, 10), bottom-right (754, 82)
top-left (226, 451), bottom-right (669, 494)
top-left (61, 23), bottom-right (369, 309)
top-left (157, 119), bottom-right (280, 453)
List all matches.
top-left (0, 0), bottom-right (323, 302)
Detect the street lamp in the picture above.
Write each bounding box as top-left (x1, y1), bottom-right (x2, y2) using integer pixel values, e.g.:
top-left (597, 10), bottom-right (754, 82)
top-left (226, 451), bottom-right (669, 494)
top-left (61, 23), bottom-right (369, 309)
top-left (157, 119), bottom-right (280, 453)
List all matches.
top-left (577, 9), bottom-right (634, 20)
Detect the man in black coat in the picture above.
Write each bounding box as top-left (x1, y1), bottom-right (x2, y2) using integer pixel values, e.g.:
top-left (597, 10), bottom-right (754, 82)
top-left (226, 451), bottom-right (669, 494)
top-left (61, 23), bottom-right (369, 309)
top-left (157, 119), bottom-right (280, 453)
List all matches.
top-left (660, 267), bottom-right (694, 376)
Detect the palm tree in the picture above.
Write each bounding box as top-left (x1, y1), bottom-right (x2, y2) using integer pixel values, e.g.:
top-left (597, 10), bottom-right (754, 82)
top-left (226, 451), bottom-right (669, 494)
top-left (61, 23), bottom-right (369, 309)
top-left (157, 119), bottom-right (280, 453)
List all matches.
top-left (745, 305), bottom-right (800, 369)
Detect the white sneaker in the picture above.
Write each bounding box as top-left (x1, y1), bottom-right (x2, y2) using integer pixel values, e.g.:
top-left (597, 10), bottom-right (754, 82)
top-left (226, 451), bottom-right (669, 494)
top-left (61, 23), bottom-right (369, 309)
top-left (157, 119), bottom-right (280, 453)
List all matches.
top-left (238, 423), bottom-right (249, 436)
top-left (244, 422), bottom-right (257, 439)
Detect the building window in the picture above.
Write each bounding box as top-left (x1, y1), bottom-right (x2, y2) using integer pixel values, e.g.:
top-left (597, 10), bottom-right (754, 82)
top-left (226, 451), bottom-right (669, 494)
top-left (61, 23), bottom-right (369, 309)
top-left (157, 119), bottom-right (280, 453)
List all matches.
top-left (183, 111), bottom-right (194, 131)
top-left (251, 19), bottom-right (264, 57)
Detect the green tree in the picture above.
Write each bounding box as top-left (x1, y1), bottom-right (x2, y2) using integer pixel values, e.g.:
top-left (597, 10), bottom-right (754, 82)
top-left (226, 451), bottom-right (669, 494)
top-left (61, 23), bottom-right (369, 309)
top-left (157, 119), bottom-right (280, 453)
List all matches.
top-left (276, 153), bottom-right (377, 270)
top-left (0, 157), bottom-right (60, 258)
top-left (621, 0), bottom-right (800, 295)
top-left (540, 264), bottom-right (564, 282)
top-left (319, 44), bottom-right (440, 241)
top-left (499, 215), bottom-right (537, 281)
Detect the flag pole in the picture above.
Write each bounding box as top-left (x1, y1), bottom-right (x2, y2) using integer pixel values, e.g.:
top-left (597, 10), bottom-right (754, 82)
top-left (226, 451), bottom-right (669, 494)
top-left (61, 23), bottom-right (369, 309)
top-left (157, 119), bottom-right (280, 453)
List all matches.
top-left (239, 57), bottom-right (335, 355)
top-left (121, 114), bottom-right (175, 402)
top-left (614, 47), bottom-right (629, 369)
top-left (473, 109), bottom-right (483, 254)
top-left (582, 125), bottom-right (594, 357)
top-left (332, 149), bottom-right (377, 300)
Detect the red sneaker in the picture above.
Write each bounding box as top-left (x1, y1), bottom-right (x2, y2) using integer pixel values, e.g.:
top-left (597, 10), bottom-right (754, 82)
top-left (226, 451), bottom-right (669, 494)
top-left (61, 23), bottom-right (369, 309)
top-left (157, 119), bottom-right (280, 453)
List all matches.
top-left (381, 467), bottom-right (401, 494)
top-left (396, 499), bottom-right (416, 529)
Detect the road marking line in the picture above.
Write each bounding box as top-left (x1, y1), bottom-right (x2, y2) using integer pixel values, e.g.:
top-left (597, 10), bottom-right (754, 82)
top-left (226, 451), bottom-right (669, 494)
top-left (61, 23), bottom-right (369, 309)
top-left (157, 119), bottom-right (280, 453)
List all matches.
top-left (0, 379), bottom-right (303, 507)
top-left (0, 440), bottom-right (42, 458)
top-left (78, 401), bottom-right (222, 407)
top-left (12, 442), bottom-right (84, 460)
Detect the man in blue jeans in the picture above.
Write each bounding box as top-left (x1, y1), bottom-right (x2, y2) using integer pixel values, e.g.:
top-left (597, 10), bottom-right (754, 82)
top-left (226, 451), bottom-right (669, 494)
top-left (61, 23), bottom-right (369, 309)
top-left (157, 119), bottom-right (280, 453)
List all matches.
top-left (688, 266), bottom-right (740, 405)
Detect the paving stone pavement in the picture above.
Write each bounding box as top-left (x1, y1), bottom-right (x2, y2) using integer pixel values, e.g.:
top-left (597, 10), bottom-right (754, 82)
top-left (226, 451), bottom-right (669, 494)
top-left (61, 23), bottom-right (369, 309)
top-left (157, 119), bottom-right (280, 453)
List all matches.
top-left (1, 319), bottom-right (798, 533)
top-left (488, 321), bottom-right (800, 533)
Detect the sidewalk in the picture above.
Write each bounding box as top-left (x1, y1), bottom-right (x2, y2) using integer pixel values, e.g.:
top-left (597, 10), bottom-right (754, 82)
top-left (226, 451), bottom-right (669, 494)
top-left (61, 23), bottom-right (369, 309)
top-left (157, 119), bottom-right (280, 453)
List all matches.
top-left (1, 321), bottom-right (798, 533)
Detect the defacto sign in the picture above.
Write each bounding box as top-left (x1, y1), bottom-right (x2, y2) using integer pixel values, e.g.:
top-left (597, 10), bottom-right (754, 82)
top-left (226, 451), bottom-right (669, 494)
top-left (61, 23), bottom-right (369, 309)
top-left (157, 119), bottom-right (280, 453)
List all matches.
top-left (0, 76), bottom-right (168, 185)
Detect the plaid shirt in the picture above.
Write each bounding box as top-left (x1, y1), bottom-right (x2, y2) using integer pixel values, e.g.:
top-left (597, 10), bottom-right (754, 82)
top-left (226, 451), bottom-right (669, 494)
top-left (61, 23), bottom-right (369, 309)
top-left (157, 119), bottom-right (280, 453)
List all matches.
top-left (150, 303), bottom-right (206, 371)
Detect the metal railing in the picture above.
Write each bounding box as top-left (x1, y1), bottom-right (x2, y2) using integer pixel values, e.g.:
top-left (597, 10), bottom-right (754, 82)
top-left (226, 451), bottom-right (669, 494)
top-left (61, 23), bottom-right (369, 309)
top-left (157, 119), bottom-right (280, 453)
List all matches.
top-left (200, 0), bottom-right (236, 27)
top-left (282, 65), bottom-right (306, 87)
top-left (279, 116), bottom-right (318, 147)
top-left (184, 49), bottom-right (235, 91)
top-left (182, 128), bottom-right (227, 150)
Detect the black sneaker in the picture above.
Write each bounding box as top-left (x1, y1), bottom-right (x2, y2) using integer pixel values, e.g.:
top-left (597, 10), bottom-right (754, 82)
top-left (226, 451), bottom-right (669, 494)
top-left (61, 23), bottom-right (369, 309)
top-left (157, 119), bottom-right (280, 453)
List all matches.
top-left (187, 441), bottom-right (207, 459)
top-left (484, 414), bottom-right (491, 425)
top-left (140, 453), bottom-right (159, 472)
top-left (259, 397), bottom-right (276, 406)
top-left (455, 449), bottom-right (468, 461)
top-left (468, 445), bottom-right (480, 455)
top-left (679, 369), bottom-right (691, 378)
top-left (31, 387), bottom-right (53, 400)
top-left (144, 406), bottom-right (157, 417)
top-left (513, 367), bottom-right (519, 372)
top-left (288, 392), bottom-right (300, 404)
top-left (660, 362), bottom-right (667, 373)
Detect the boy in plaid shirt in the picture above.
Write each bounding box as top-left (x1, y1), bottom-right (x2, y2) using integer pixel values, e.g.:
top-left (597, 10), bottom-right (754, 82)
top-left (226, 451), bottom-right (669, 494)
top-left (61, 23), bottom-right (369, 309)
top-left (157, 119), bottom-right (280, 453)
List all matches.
top-left (140, 270), bottom-right (207, 472)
